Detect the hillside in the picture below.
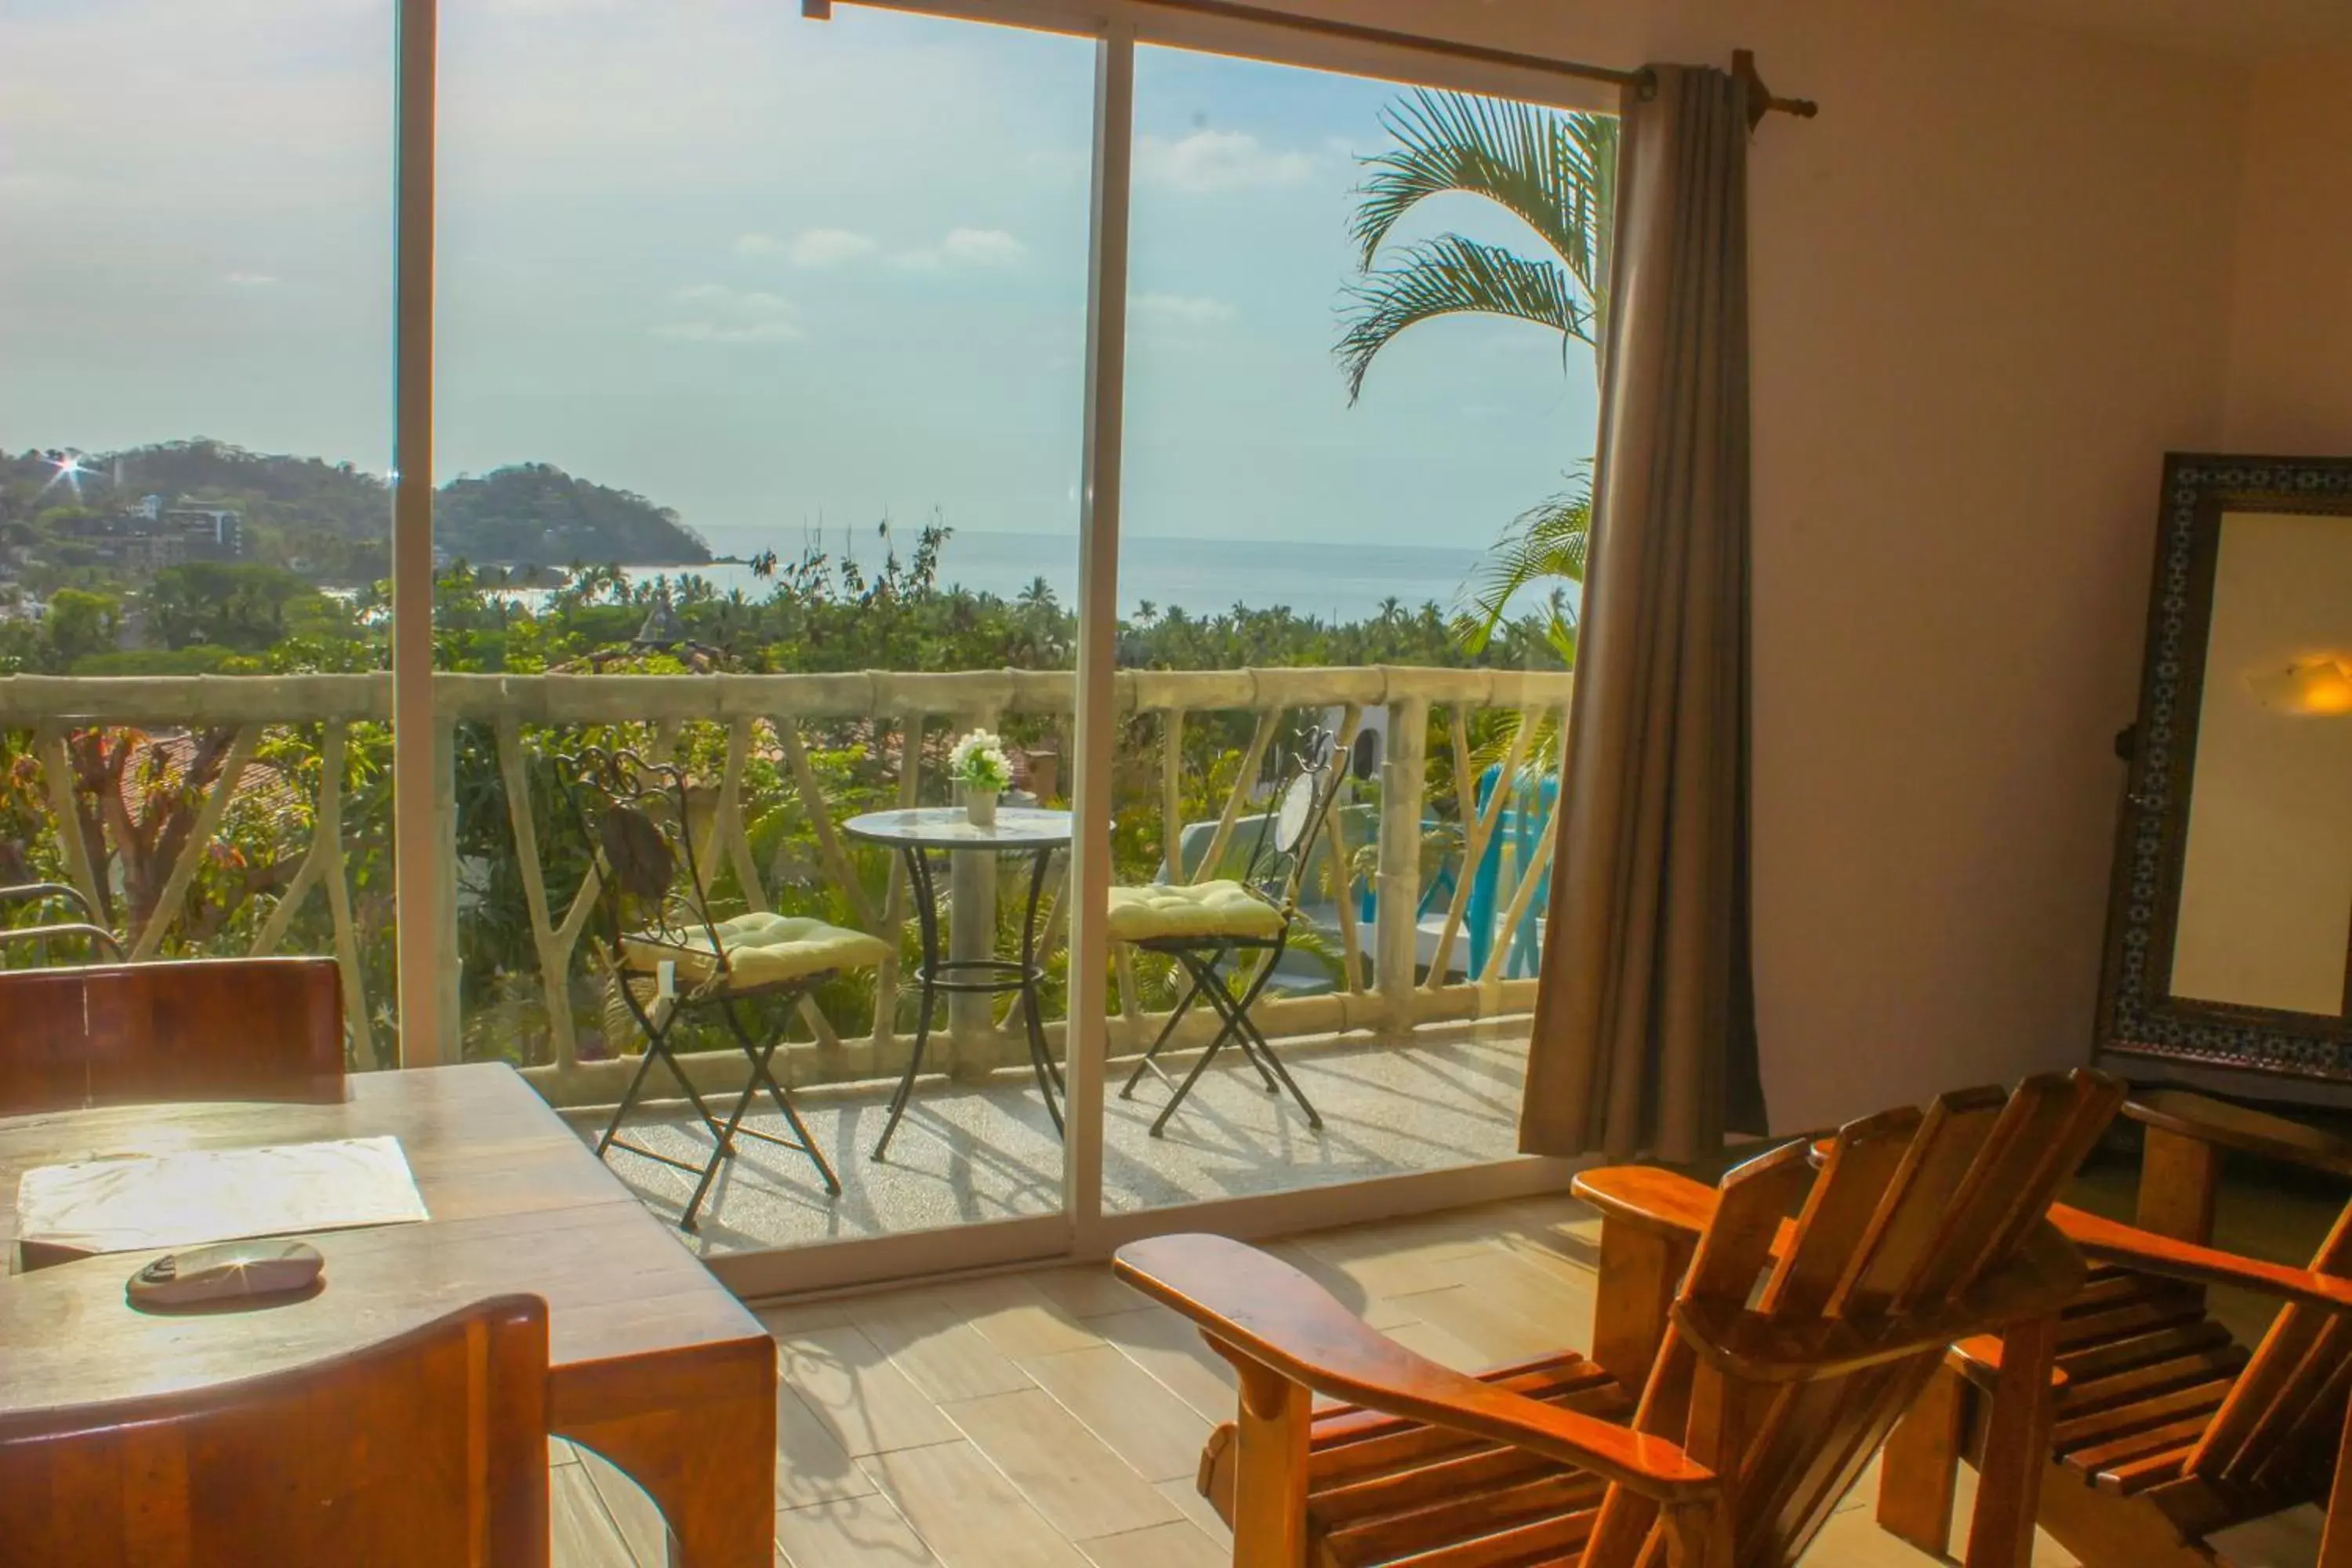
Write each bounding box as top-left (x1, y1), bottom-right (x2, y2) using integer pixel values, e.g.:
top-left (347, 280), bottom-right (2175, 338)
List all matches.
top-left (0, 440), bottom-right (710, 575)
top-left (437, 463), bottom-right (710, 567)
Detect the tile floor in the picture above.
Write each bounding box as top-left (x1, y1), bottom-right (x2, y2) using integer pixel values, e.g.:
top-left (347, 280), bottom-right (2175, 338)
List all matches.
top-left (548, 1138), bottom-right (2352, 1566)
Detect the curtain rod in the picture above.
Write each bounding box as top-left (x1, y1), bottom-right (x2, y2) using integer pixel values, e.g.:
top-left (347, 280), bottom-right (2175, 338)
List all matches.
top-left (802, 0), bottom-right (1820, 123)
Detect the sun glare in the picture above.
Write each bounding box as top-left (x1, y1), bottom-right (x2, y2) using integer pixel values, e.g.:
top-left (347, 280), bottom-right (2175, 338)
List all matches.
top-left (41, 452), bottom-right (88, 498)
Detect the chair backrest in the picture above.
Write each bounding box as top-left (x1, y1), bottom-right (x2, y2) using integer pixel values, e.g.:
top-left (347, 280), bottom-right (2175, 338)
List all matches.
top-left (0, 955), bottom-right (346, 1116)
top-left (552, 744), bottom-right (724, 969)
top-left (1582, 1068), bottom-right (2125, 1568)
top-left (0, 1294), bottom-right (551, 1567)
top-left (1239, 728), bottom-right (1349, 917)
top-left (2180, 1197), bottom-right (2352, 1488)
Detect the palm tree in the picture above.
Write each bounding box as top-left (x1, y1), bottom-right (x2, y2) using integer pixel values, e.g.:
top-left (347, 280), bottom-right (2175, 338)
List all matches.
top-left (1338, 89), bottom-right (1616, 661)
top-left (1454, 466), bottom-right (1588, 661)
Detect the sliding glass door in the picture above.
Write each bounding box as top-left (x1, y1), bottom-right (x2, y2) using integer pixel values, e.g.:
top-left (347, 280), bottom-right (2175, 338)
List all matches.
top-left (0, 0), bottom-right (1616, 1277)
top-left (432, 0), bottom-right (1093, 1265)
top-left (1101, 45), bottom-right (1591, 1215)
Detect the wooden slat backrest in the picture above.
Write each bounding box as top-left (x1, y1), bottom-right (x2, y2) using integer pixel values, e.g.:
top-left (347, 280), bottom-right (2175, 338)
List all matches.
top-left (2182, 1197), bottom-right (2352, 1486)
top-left (1582, 1068), bottom-right (2124, 1568)
top-left (0, 1293), bottom-right (551, 1566)
top-left (0, 956), bottom-right (345, 1114)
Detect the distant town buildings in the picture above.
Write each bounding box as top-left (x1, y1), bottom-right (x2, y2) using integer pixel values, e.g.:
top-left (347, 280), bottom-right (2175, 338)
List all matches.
top-left (53, 495), bottom-right (247, 572)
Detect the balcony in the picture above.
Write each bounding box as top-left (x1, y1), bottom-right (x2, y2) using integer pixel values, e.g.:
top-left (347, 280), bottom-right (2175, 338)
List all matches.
top-left (0, 664), bottom-right (1567, 1250)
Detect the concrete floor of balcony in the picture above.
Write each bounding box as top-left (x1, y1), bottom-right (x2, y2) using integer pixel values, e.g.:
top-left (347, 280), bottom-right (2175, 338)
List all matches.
top-left (575, 1019), bottom-right (1534, 1254)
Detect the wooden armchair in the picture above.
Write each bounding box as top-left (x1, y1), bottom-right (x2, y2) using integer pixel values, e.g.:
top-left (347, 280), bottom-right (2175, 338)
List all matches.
top-left (1116, 1069), bottom-right (2125, 1567)
top-left (0, 1293), bottom-right (550, 1566)
top-left (1880, 1089), bottom-right (2352, 1567)
top-left (0, 955), bottom-right (346, 1115)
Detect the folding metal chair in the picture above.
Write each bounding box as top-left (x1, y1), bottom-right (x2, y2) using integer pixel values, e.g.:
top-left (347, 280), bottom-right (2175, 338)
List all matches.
top-left (554, 745), bottom-right (886, 1229)
top-left (1109, 728), bottom-right (1349, 1137)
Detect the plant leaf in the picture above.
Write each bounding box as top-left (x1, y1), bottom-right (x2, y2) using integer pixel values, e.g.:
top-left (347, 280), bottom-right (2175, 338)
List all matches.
top-left (1337, 235), bottom-right (1591, 402)
top-left (1450, 471), bottom-right (1591, 659)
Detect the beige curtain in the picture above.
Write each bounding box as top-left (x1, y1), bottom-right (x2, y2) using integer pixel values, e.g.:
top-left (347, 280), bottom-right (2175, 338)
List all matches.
top-left (1519, 64), bottom-right (1765, 1164)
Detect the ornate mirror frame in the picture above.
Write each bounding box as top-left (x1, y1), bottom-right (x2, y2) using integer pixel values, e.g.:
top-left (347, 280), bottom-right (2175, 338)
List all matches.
top-left (2098, 452), bottom-right (2352, 1083)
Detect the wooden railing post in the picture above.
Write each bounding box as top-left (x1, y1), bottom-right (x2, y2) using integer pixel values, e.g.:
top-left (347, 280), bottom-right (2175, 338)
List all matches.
top-left (1374, 688), bottom-right (1428, 1028)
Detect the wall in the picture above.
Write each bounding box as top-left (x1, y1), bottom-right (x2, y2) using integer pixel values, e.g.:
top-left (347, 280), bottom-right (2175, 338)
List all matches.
top-left (1246, 0), bottom-right (2251, 1129)
top-left (2223, 52), bottom-right (2352, 449)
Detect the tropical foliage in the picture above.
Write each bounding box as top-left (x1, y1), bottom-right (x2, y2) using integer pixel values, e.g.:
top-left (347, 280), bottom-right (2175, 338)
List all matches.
top-left (0, 521), bottom-right (1560, 1069)
top-left (1339, 89), bottom-right (1617, 662)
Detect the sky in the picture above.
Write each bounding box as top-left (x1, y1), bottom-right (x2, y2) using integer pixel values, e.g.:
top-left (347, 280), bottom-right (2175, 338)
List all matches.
top-left (0, 0), bottom-right (1600, 555)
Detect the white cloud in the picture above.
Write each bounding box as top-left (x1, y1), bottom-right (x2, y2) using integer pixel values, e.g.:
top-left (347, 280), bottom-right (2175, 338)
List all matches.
top-left (1134, 129), bottom-right (1313, 194)
top-left (1132, 291), bottom-right (1236, 325)
top-left (223, 271), bottom-right (281, 286)
top-left (941, 227), bottom-right (1025, 267)
top-left (888, 227), bottom-right (1027, 273)
top-left (655, 284), bottom-right (802, 343)
top-left (737, 228), bottom-right (879, 267)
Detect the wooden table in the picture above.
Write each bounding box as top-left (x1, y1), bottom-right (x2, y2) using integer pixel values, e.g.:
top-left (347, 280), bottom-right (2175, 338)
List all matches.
top-left (0, 1062), bottom-right (776, 1567)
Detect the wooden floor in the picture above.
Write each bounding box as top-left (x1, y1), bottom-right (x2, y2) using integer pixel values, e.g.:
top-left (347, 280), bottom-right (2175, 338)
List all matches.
top-left (545, 1187), bottom-right (2120, 1566)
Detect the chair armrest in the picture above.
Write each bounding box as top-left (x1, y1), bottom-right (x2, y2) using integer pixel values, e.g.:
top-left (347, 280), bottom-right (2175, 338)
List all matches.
top-left (0, 883), bottom-right (97, 922)
top-left (2125, 1090), bottom-right (2352, 1179)
top-left (2053, 1203), bottom-right (2352, 1314)
top-left (1114, 1233), bottom-right (1716, 1503)
top-left (0, 924), bottom-right (125, 961)
top-left (1573, 1163), bottom-right (1800, 1256)
top-left (1573, 1165), bottom-right (1722, 1242)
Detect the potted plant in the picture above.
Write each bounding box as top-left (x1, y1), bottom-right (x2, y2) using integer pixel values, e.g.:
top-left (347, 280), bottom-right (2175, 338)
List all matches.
top-left (949, 728), bottom-right (1011, 828)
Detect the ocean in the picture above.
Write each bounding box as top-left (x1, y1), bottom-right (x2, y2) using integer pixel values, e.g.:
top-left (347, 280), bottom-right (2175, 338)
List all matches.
top-left (635, 528), bottom-right (1489, 626)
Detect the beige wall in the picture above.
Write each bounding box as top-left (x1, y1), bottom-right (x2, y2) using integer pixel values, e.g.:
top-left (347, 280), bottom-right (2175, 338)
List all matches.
top-left (1249, 0), bottom-right (2250, 1128)
top-left (2223, 52), bottom-right (2352, 449)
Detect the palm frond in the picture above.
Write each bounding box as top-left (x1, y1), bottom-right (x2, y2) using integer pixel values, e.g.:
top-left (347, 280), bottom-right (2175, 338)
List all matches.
top-left (1468, 707), bottom-right (1566, 774)
top-left (1351, 91), bottom-right (1617, 298)
top-left (1450, 473), bottom-right (1590, 659)
top-left (1338, 236), bottom-right (1591, 403)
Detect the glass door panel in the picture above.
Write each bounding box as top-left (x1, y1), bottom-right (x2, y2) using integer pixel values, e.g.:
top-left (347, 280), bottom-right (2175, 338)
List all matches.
top-left (435, 0), bottom-right (1093, 1254)
top-left (1106, 45), bottom-right (1596, 1210)
top-left (0, 0), bottom-right (398, 1062)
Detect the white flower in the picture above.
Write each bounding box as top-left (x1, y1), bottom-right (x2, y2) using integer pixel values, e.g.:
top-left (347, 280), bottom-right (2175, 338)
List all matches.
top-left (949, 728), bottom-right (1011, 793)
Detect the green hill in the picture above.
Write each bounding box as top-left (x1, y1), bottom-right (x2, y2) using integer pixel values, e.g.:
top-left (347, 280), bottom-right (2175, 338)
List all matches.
top-left (437, 463), bottom-right (710, 568)
top-left (0, 440), bottom-right (710, 578)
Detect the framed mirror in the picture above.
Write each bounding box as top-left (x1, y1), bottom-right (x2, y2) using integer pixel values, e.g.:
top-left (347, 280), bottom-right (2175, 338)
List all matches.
top-left (2100, 453), bottom-right (2352, 1083)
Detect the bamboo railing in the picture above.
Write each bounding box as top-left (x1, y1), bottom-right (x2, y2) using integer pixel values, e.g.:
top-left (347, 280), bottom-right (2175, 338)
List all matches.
top-left (0, 666), bottom-right (1570, 1108)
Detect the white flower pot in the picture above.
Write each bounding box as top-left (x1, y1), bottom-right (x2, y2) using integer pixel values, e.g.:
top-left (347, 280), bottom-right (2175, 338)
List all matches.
top-left (964, 786), bottom-right (998, 828)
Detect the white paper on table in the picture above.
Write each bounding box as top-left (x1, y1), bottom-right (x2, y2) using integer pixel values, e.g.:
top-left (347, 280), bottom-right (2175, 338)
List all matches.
top-left (14, 1135), bottom-right (430, 1254)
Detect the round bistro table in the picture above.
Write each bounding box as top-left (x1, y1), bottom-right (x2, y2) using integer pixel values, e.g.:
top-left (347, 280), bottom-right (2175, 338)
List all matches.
top-left (842, 806), bottom-right (1072, 1160)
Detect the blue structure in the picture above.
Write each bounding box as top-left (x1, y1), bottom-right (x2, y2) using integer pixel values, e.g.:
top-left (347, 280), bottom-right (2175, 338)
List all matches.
top-left (1465, 764), bottom-right (1555, 981)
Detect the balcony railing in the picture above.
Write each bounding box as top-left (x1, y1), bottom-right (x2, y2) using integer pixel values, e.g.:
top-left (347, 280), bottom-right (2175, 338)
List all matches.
top-left (0, 666), bottom-right (1570, 1109)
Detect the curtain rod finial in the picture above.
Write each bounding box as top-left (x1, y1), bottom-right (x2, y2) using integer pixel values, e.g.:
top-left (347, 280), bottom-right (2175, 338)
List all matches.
top-left (803, 0), bottom-right (832, 17)
top-left (1731, 47), bottom-right (1817, 129)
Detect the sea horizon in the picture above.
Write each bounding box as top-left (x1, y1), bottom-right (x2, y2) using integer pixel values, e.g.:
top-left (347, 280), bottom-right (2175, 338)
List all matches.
top-left (622, 525), bottom-right (1495, 625)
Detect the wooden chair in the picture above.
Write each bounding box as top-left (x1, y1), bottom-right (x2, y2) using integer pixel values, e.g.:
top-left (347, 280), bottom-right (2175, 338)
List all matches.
top-left (0, 1293), bottom-right (550, 1567)
top-left (0, 954), bottom-right (345, 1115)
top-left (1115, 1068), bottom-right (2126, 1568)
top-left (1879, 1089), bottom-right (2352, 1567)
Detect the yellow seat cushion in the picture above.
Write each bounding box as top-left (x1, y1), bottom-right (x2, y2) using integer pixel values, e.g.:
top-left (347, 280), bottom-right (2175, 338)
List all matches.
top-left (622, 911), bottom-right (890, 991)
top-left (1106, 880), bottom-right (1287, 942)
